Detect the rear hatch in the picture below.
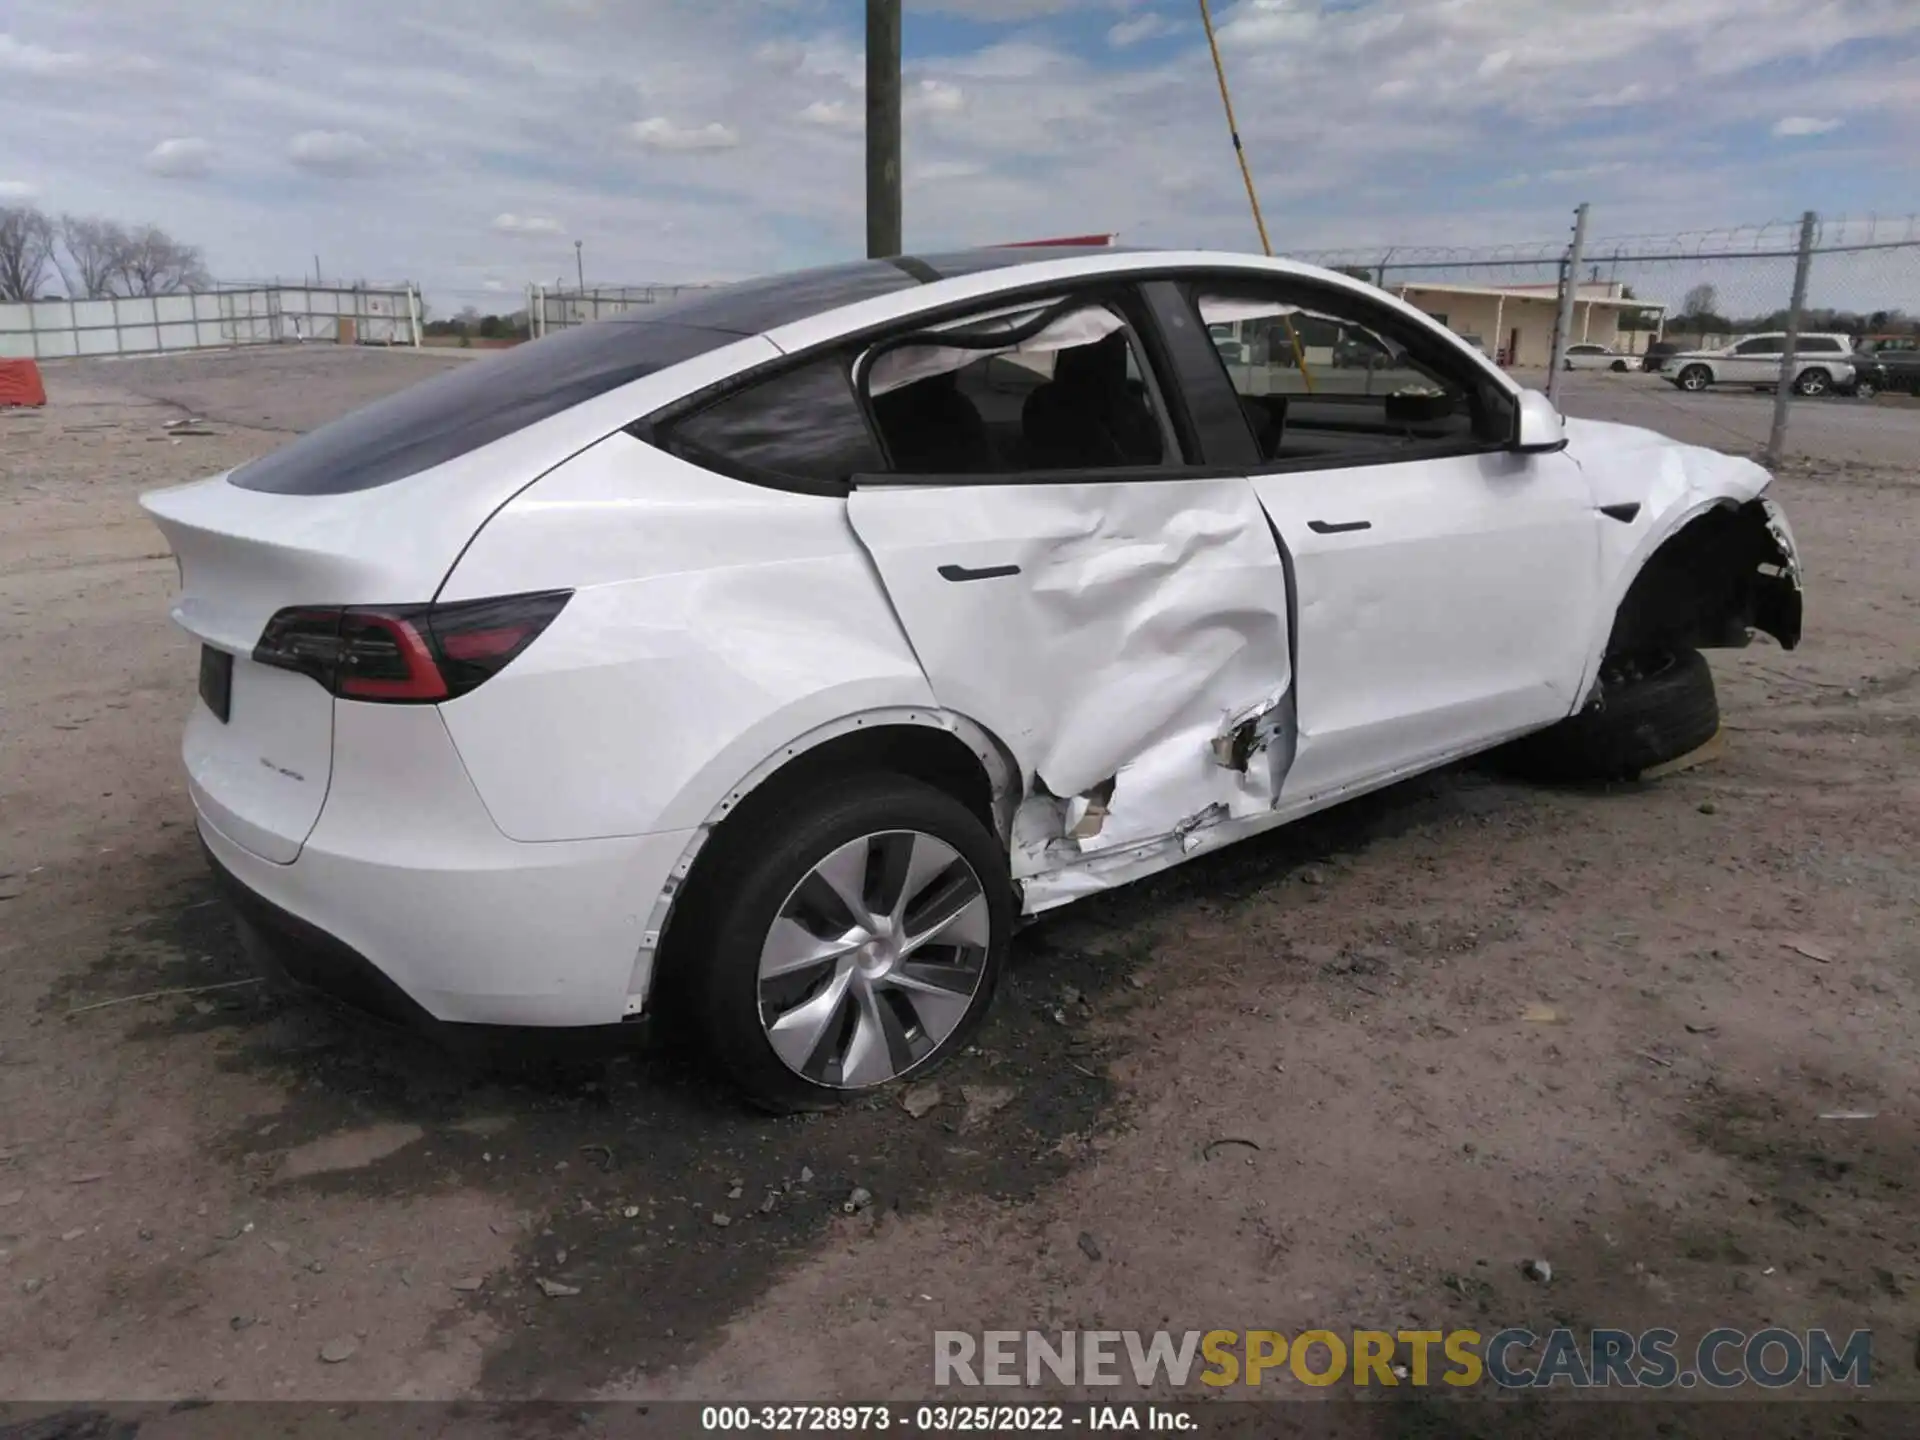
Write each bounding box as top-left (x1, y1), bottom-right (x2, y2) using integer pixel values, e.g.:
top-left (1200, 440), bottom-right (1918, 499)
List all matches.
top-left (143, 468), bottom-right (522, 862)
top-left (140, 318), bottom-right (764, 862)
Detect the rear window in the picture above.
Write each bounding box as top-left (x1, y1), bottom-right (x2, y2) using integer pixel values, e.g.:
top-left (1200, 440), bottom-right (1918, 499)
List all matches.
top-left (658, 354), bottom-right (883, 492)
top-left (231, 319), bottom-right (739, 495)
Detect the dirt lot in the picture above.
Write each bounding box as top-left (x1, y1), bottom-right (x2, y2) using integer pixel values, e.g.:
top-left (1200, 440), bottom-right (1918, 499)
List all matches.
top-left (1, 350), bottom-right (1916, 1425)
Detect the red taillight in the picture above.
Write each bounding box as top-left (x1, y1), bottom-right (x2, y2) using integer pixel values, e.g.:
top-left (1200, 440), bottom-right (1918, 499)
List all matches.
top-left (253, 590), bottom-right (571, 704)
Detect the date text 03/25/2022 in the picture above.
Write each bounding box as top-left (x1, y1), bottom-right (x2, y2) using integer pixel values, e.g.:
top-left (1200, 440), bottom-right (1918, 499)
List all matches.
top-left (700, 1405), bottom-right (1191, 1432)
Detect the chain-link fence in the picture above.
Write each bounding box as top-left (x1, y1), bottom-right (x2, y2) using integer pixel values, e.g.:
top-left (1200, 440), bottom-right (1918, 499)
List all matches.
top-left (1292, 212), bottom-right (1920, 459)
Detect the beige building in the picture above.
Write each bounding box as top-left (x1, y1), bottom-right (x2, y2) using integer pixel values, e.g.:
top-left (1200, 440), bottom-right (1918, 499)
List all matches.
top-left (1389, 280), bottom-right (1665, 367)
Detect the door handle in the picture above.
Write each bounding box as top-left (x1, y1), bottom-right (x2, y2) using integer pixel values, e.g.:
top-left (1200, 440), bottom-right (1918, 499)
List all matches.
top-left (1307, 519), bottom-right (1372, 534)
top-left (938, 563), bottom-right (1022, 582)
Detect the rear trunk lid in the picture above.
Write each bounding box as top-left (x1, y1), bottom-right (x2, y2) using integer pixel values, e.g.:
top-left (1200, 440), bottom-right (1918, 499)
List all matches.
top-left (140, 325), bottom-right (778, 863)
top-left (141, 441), bottom-right (572, 862)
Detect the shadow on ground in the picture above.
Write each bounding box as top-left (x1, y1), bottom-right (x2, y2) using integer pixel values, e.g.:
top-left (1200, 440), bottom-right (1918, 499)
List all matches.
top-left (58, 763), bottom-right (1632, 1399)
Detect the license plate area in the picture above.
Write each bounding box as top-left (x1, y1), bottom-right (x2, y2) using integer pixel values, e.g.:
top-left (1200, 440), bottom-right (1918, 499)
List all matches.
top-left (199, 645), bottom-right (233, 723)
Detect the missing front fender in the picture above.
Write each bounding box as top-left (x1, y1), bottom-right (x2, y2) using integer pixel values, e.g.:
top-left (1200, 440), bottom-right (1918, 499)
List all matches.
top-left (1607, 498), bottom-right (1803, 658)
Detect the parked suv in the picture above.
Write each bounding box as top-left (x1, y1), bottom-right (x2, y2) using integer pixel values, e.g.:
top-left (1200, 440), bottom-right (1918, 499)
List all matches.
top-left (1854, 336), bottom-right (1920, 395)
top-left (1664, 333), bottom-right (1856, 396)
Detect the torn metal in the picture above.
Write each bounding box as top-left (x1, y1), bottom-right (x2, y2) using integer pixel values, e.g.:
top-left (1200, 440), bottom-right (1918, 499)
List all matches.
top-left (848, 475), bottom-right (1296, 904)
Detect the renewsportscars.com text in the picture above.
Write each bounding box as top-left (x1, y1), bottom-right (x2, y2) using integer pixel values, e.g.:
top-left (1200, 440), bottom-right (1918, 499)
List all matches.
top-left (934, 1328), bottom-right (1873, 1390)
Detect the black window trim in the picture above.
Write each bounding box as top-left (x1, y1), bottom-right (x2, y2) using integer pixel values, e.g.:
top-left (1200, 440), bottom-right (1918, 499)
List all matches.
top-left (637, 260), bottom-right (1535, 495)
top-left (640, 271), bottom-right (1219, 494)
top-left (1155, 269), bottom-right (1523, 475)
top-left (851, 286), bottom-right (1189, 483)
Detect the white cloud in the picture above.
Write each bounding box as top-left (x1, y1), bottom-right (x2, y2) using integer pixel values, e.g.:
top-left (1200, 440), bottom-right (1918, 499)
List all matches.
top-left (907, 78), bottom-right (965, 115)
top-left (288, 129), bottom-right (379, 173)
top-left (145, 137), bottom-right (211, 178)
top-left (0, 33), bottom-right (85, 74)
top-left (627, 116), bottom-right (740, 151)
top-left (913, 159), bottom-right (986, 182)
top-left (482, 278), bottom-right (507, 292)
top-left (908, 0), bottom-right (1094, 15)
top-left (1538, 161), bottom-right (1630, 184)
top-left (0, 0), bottom-right (1910, 313)
top-left (1772, 115), bottom-right (1842, 137)
top-left (1108, 14), bottom-right (1170, 47)
top-left (798, 99), bottom-right (860, 130)
top-left (492, 212), bottom-right (565, 235)
top-left (0, 179), bottom-right (37, 200)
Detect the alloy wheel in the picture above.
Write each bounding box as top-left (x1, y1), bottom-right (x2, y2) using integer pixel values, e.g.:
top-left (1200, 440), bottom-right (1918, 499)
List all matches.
top-left (757, 829), bottom-right (991, 1089)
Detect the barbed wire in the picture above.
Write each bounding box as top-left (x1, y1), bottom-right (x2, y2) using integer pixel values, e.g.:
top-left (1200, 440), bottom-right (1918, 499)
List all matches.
top-left (1287, 214), bottom-right (1920, 274)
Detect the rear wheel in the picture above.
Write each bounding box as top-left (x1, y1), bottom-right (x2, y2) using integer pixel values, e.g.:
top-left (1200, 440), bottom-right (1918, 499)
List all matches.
top-left (1610, 359), bottom-right (1628, 372)
top-left (1677, 364), bottom-right (1712, 392)
top-left (680, 773), bottom-right (1012, 1113)
top-left (1497, 647), bottom-right (1718, 783)
top-left (1792, 368), bottom-right (1830, 397)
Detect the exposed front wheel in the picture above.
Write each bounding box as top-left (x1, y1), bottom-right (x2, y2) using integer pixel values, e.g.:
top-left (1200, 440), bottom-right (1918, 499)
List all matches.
top-left (1495, 648), bottom-right (1719, 783)
top-left (1852, 379), bottom-right (1877, 400)
top-left (1677, 364), bottom-right (1712, 392)
top-left (1792, 368), bottom-right (1830, 397)
top-left (683, 774), bottom-right (1012, 1113)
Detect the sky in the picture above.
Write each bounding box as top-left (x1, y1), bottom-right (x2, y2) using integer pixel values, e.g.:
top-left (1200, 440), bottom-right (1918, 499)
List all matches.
top-left (1, 0), bottom-right (1916, 312)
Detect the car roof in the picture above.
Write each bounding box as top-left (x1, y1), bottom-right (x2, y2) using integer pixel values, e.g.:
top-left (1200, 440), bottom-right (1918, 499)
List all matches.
top-left (625, 246), bottom-right (1140, 337)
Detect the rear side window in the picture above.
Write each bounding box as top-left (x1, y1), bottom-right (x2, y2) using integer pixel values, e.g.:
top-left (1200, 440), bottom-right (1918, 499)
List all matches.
top-left (232, 319), bottom-right (738, 495)
top-left (1797, 337), bottom-right (1844, 354)
top-left (658, 355), bottom-right (883, 491)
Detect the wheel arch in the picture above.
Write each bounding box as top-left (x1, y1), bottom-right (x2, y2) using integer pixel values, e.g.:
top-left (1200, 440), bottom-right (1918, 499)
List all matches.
top-left (631, 707), bottom-right (1020, 1015)
top-left (1584, 496), bottom-right (1802, 705)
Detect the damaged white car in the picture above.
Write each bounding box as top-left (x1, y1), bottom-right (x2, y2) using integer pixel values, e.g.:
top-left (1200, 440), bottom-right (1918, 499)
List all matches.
top-left (141, 247), bottom-right (1803, 1110)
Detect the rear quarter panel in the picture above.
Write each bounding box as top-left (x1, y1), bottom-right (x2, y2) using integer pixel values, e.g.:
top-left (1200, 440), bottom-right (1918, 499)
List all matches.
top-left (436, 433), bottom-right (937, 841)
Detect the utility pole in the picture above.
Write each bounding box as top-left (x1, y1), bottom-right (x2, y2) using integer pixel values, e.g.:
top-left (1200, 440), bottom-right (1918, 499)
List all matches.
top-left (1766, 210), bottom-right (1818, 466)
top-left (574, 239), bottom-right (585, 293)
top-left (1546, 201), bottom-right (1589, 406)
top-left (866, 0), bottom-right (902, 258)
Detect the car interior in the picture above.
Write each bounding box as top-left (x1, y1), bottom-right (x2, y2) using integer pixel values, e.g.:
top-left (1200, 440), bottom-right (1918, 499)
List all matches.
top-left (1194, 290), bottom-right (1485, 463)
top-left (864, 305), bottom-right (1168, 474)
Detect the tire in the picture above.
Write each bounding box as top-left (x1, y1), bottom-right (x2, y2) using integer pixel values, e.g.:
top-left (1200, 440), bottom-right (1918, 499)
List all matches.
top-left (1677, 364), bottom-right (1712, 392)
top-left (1497, 648), bottom-right (1719, 783)
top-left (1610, 360), bottom-right (1628, 372)
top-left (679, 773), bottom-right (1012, 1113)
top-left (1792, 368), bottom-right (1830, 397)
top-left (1853, 379), bottom-right (1877, 400)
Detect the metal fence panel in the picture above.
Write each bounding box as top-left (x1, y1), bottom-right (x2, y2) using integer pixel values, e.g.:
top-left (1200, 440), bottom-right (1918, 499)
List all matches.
top-left (0, 282), bottom-right (420, 360)
top-left (532, 283), bottom-right (719, 335)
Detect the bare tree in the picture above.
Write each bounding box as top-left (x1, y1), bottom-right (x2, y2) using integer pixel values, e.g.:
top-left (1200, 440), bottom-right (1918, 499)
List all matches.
top-left (1681, 282), bottom-right (1719, 318)
top-left (58, 215), bottom-right (130, 299)
top-left (0, 203), bottom-right (57, 302)
top-left (113, 223), bottom-right (210, 296)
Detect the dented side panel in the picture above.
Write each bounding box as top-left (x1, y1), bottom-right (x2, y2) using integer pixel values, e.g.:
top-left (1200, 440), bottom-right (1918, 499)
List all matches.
top-left (846, 477), bottom-right (1295, 880)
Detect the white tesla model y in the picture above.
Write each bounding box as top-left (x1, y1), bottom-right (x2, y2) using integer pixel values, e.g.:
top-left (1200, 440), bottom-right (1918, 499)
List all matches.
top-left (143, 246), bottom-right (1803, 1109)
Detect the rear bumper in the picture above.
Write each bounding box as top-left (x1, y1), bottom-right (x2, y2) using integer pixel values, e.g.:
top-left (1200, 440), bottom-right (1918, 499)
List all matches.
top-left (194, 702), bottom-right (697, 1027)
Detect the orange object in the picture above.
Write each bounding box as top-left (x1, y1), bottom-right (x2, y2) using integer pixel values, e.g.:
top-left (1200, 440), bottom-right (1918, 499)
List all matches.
top-left (0, 358), bottom-right (46, 408)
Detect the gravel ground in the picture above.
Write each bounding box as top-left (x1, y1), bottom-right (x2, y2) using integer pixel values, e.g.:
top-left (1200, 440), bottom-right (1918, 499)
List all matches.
top-left (1, 349), bottom-right (1915, 1427)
